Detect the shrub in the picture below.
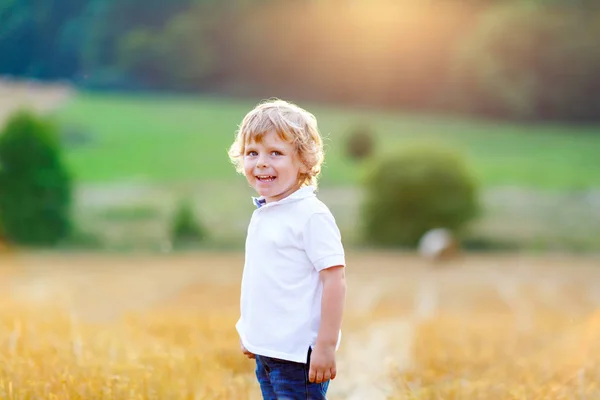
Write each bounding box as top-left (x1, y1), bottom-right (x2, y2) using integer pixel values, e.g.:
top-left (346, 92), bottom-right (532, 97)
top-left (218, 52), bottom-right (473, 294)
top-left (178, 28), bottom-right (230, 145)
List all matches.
top-left (170, 199), bottom-right (207, 246)
top-left (0, 110), bottom-right (73, 246)
top-left (360, 146), bottom-right (480, 248)
top-left (344, 124), bottom-right (376, 162)
top-left (0, 225), bottom-right (9, 251)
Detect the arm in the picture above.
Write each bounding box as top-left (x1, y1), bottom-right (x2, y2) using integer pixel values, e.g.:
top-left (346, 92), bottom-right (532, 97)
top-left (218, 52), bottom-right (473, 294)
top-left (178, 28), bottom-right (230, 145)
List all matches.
top-left (309, 265), bottom-right (346, 383)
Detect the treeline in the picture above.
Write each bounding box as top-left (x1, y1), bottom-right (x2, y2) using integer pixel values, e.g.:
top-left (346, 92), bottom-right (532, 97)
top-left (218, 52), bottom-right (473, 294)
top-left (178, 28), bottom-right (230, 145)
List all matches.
top-left (2, 0), bottom-right (599, 122)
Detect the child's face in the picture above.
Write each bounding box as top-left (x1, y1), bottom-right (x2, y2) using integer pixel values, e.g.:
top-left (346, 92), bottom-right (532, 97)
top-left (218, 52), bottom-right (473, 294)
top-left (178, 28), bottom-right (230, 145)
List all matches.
top-left (243, 130), bottom-right (307, 203)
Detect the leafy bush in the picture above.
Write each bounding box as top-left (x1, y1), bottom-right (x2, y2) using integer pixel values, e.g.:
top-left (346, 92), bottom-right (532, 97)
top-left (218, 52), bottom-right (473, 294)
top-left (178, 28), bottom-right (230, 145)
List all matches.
top-left (0, 110), bottom-right (73, 246)
top-left (344, 124), bottom-right (376, 162)
top-left (170, 199), bottom-right (207, 246)
top-left (360, 146), bottom-right (480, 248)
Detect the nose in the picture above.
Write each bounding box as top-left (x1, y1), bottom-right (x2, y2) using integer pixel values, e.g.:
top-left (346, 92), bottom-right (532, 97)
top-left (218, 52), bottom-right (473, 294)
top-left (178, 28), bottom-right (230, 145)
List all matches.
top-left (257, 154), bottom-right (268, 168)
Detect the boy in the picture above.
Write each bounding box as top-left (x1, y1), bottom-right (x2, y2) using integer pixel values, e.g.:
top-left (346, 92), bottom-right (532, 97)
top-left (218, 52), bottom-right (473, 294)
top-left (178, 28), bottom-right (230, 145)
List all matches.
top-left (228, 99), bottom-right (347, 399)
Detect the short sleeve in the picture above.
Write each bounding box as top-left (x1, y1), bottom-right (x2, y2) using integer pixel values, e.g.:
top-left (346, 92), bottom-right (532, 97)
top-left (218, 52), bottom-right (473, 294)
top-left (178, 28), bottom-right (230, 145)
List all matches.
top-left (303, 212), bottom-right (346, 271)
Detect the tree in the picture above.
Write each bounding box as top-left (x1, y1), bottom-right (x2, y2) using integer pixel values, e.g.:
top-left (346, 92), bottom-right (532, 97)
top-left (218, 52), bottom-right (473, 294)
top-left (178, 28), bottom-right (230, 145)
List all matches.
top-left (0, 110), bottom-right (73, 246)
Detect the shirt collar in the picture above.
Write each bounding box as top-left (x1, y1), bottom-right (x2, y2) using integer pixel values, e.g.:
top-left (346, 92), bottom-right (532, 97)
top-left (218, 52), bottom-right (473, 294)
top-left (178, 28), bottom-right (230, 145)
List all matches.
top-left (252, 185), bottom-right (316, 209)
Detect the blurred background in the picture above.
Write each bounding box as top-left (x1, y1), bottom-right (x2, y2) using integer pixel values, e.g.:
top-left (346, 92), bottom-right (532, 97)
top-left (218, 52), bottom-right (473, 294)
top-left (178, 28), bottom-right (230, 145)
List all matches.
top-left (1, 0), bottom-right (599, 254)
top-left (1, 2), bottom-right (600, 398)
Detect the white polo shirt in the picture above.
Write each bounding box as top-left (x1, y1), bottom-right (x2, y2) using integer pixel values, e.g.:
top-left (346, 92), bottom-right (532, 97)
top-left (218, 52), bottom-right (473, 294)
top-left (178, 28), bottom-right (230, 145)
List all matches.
top-left (236, 185), bottom-right (346, 363)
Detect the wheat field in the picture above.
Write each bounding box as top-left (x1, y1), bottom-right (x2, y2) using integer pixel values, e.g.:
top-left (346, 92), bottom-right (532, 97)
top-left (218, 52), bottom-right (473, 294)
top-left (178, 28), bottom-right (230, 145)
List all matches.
top-left (0, 251), bottom-right (599, 400)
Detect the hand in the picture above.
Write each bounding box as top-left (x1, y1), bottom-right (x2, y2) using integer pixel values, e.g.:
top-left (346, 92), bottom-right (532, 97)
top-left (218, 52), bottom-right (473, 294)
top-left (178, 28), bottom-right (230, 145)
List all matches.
top-left (240, 340), bottom-right (255, 359)
top-left (308, 344), bottom-right (336, 383)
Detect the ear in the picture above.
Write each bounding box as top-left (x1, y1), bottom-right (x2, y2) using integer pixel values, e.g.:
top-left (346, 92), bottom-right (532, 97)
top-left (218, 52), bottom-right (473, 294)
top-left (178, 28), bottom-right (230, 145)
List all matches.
top-left (299, 162), bottom-right (309, 174)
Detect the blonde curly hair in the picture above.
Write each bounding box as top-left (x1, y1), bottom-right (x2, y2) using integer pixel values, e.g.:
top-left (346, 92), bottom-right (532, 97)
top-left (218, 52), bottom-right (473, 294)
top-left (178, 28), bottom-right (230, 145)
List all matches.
top-left (228, 99), bottom-right (325, 188)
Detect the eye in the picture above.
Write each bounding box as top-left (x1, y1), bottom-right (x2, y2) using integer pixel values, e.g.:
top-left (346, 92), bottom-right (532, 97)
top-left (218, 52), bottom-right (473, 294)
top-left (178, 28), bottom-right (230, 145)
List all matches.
top-left (270, 150), bottom-right (283, 156)
top-left (246, 150), bottom-right (258, 156)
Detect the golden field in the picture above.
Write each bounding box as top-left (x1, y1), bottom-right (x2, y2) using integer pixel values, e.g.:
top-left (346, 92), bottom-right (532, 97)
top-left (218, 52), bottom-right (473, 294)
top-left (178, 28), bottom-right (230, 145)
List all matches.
top-left (0, 251), bottom-right (599, 400)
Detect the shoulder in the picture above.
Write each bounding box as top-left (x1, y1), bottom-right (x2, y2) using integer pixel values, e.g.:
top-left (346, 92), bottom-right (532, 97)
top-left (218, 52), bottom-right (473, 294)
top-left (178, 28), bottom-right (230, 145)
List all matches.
top-left (300, 197), bottom-right (345, 269)
top-left (293, 195), bottom-right (335, 219)
top-left (297, 196), bottom-right (342, 238)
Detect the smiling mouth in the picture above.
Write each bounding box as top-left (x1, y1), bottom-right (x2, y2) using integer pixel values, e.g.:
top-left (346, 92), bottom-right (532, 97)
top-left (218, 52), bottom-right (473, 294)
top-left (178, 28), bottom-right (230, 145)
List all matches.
top-left (256, 175), bottom-right (276, 182)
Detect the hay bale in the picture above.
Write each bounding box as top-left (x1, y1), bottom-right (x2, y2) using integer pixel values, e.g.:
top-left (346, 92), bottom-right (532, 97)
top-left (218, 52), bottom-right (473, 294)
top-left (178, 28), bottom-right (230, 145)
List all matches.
top-left (418, 228), bottom-right (459, 262)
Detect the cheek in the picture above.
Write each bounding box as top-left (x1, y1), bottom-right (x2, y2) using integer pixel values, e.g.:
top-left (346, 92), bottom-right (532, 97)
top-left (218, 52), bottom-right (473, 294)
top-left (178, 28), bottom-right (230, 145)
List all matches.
top-left (243, 161), bottom-right (254, 176)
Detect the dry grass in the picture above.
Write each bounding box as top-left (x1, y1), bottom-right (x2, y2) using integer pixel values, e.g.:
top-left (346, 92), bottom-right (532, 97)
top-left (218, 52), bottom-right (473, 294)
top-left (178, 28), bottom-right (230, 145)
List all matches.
top-left (0, 252), bottom-right (253, 400)
top-left (0, 251), bottom-right (599, 399)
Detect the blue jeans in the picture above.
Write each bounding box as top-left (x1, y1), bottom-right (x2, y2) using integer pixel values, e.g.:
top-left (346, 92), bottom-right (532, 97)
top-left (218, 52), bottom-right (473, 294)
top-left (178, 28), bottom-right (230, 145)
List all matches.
top-left (255, 348), bottom-right (329, 400)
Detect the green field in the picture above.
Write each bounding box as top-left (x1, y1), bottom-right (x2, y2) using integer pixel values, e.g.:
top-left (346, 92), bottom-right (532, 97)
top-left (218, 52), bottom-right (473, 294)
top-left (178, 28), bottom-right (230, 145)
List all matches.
top-left (57, 93), bottom-right (600, 190)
